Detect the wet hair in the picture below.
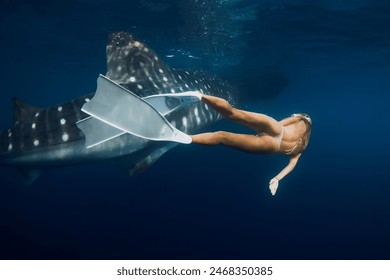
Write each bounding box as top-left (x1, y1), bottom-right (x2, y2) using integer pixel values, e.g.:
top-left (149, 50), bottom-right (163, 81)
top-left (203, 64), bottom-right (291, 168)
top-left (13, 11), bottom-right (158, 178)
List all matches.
top-left (291, 113), bottom-right (312, 152)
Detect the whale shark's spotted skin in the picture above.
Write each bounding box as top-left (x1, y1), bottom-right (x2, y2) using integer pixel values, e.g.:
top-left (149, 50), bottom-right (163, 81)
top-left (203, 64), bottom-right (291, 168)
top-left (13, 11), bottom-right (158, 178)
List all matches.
top-left (0, 95), bottom-right (91, 155)
top-left (0, 32), bottom-right (239, 183)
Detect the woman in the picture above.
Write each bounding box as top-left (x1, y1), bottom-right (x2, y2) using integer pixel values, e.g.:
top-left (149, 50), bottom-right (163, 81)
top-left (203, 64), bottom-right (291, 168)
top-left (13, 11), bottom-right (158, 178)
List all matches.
top-left (191, 94), bottom-right (312, 196)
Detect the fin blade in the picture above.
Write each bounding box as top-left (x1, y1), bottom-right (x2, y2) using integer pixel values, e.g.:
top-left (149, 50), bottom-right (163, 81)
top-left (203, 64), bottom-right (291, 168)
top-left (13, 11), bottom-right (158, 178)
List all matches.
top-left (77, 116), bottom-right (125, 148)
top-left (77, 91), bottom-right (199, 148)
top-left (81, 75), bottom-right (192, 144)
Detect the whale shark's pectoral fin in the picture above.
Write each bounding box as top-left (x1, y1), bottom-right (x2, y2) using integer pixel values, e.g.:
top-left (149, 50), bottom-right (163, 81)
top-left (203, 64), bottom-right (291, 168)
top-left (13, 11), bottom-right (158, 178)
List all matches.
top-left (116, 142), bottom-right (177, 176)
top-left (78, 75), bottom-right (201, 148)
top-left (129, 144), bottom-right (174, 176)
top-left (19, 168), bottom-right (42, 185)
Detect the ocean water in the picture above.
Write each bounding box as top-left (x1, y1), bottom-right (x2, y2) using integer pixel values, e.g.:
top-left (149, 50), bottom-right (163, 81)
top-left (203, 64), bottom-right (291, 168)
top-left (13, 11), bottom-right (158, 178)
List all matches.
top-left (1, 0), bottom-right (390, 260)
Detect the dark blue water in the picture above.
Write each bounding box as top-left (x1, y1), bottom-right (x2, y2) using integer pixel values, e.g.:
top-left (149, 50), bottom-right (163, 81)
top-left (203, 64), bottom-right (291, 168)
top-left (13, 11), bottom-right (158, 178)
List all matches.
top-left (1, 0), bottom-right (390, 259)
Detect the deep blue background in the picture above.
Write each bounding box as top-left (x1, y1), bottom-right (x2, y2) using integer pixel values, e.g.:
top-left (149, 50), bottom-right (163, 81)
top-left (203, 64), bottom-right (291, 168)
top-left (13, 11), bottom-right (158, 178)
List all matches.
top-left (1, 0), bottom-right (390, 259)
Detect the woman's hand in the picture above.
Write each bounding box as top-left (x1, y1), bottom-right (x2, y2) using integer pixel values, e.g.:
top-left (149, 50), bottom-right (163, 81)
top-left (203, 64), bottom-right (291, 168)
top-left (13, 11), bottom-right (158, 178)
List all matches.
top-left (269, 178), bottom-right (279, 196)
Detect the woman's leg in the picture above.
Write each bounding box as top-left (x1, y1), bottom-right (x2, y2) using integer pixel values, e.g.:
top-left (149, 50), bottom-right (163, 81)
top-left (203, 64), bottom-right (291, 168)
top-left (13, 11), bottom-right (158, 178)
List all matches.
top-left (191, 131), bottom-right (278, 154)
top-left (201, 95), bottom-right (282, 136)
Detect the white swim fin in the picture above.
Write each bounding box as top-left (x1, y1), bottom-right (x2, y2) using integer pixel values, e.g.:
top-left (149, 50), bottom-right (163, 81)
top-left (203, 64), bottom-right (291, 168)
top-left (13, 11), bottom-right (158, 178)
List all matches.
top-left (77, 116), bottom-right (125, 148)
top-left (79, 74), bottom-right (196, 146)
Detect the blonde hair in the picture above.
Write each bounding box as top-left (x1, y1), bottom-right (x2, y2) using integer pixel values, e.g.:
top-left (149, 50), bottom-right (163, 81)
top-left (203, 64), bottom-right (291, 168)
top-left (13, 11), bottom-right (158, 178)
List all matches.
top-left (293, 113), bottom-right (312, 151)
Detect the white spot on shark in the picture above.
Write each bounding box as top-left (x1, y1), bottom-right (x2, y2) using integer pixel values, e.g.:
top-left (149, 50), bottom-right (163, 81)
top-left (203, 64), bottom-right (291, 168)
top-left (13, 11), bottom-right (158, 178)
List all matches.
top-left (35, 112), bottom-right (40, 117)
top-left (170, 89), bottom-right (175, 93)
top-left (129, 77), bottom-right (136, 82)
top-left (154, 56), bottom-right (158, 61)
top-left (163, 77), bottom-right (168, 82)
top-left (33, 139), bottom-right (39, 146)
top-left (8, 131), bottom-right (12, 137)
top-left (182, 117), bottom-right (188, 127)
top-left (205, 104), bottom-right (209, 110)
top-left (60, 118), bottom-right (66, 125)
top-left (85, 98), bottom-right (90, 102)
top-left (31, 123), bottom-right (36, 129)
top-left (194, 107), bottom-right (199, 117)
top-left (8, 144), bottom-right (12, 151)
top-left (58, 106), bottom-right (63, 112)
top-left (137, 84), bottom-right (143, 89)
top-left (185, 84), bottom-right (189, 88)
top-left (62, 133), bottom-right (69, 142)
top-left (117, 66), bottom-right (122, 71)
top-left (159, 69), bottom-right (164, 73)
top-left (178, 75), bottom-right (182, 79)
top-left (196, 116), bottom-right (201, 125)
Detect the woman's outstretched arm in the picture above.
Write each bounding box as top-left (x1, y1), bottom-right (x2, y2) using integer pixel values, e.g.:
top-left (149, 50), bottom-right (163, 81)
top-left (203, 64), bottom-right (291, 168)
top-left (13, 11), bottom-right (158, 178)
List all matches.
top-left (269, 153), bottom-right (301, 195)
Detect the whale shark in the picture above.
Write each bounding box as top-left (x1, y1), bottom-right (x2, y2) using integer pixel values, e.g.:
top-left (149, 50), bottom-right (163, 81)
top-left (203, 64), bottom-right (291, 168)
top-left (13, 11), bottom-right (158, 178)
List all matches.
top-left (0, 32), bottom-right (239, 184)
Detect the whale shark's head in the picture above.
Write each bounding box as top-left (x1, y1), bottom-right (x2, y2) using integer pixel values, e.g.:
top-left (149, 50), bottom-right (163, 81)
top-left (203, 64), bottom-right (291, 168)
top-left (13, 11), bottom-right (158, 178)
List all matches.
top-left (105, 32), bottom-right (239, 105)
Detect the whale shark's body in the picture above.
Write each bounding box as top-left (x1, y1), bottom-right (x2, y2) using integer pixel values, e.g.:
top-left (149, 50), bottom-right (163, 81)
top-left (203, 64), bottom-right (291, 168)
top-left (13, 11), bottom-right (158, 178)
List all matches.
top-left (0, 32), bottom-right (239, 183)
